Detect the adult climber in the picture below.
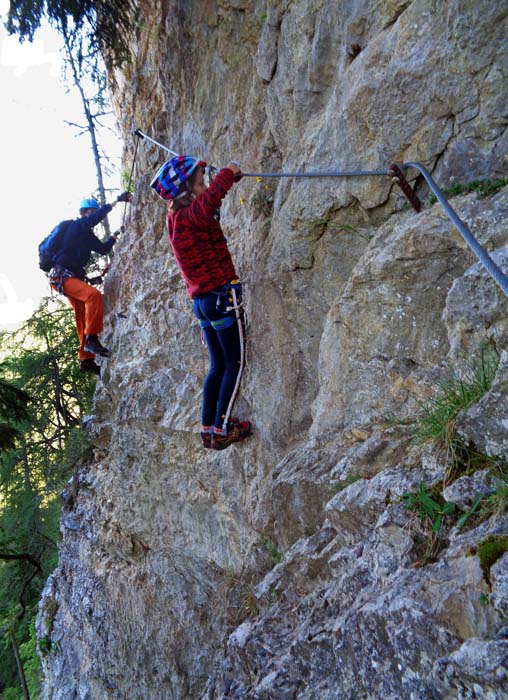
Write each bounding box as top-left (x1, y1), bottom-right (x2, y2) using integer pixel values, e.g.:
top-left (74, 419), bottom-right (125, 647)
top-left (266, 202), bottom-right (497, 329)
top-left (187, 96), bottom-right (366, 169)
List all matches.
top-left (49, 192), bottom-right (132, 375)
top-left (150, 155), bottom-right (251, 450)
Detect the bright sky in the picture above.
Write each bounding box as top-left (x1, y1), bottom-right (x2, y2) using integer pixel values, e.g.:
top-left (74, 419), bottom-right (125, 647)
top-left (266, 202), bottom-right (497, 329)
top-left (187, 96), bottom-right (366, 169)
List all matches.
top-left (0, 1), bottom-right (123, 329)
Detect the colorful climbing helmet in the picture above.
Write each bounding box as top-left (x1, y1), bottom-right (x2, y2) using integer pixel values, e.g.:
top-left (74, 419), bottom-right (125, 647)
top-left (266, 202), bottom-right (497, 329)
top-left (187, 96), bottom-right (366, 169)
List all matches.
top-left (79, 197), bottom-right (99, 210)
top-left (150, 155), bottom-right (207, 200)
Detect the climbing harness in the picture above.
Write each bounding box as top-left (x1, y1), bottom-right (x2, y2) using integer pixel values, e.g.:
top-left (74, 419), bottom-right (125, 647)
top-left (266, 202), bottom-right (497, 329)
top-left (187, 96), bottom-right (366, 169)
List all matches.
top-left (133, 127), bottom-right (508, 297)
top-left (48, 265), bottom-right (74, 295)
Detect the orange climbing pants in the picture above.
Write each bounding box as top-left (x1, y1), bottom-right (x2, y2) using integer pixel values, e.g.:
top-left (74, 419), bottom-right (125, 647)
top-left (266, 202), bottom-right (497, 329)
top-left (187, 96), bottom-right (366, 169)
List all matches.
top-left (60, 277), bottom-right (104, 360)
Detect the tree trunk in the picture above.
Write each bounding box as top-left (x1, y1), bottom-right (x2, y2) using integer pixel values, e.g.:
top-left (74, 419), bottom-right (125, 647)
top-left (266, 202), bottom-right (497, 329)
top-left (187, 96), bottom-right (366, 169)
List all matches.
top-left (10, 633), bottom-right (30, 700)
top-left (61, 25), bottom-right (111, 237)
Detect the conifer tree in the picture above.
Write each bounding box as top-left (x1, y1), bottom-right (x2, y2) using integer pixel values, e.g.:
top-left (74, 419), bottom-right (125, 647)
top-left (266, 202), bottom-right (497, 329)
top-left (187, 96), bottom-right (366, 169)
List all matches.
top-left (4, 0), bottom-right (137, 69)
top-left (0, 299), bottom-right (95, 699)
top-left (0, 379), bottom-right (30, 451)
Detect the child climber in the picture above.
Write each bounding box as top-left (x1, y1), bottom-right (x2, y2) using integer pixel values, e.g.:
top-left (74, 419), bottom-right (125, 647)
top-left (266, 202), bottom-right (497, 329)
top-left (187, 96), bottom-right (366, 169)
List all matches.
top-left (151, 155), bottom-right (251, 451)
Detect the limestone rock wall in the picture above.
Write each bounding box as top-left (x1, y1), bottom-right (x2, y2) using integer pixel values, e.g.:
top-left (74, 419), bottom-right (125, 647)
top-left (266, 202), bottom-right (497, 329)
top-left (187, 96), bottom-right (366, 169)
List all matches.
top-left (37, 1), bottom-right (508, 699)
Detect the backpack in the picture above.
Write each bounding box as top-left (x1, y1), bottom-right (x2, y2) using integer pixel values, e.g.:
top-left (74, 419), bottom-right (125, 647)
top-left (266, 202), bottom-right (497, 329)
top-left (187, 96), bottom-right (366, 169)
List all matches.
top-left (38, 220), bottom-right (73, 272)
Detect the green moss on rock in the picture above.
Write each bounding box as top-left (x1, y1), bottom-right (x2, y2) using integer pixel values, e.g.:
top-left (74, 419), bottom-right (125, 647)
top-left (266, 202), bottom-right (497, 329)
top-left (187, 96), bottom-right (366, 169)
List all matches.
top-left (477, 535), bottom-right (508, 585)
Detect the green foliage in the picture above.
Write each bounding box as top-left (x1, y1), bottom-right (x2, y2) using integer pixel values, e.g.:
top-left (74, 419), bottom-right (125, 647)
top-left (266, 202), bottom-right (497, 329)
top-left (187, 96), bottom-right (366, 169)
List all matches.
top-left (331, 473), bottom-right (363, 493)
top-left (5, 0), bottom-right (138, 69)
top-left (476, 535), bottom-right (508, 585)
top-left (2, 686), bottom-right (23, 700)
top-left (429, 178), bottom-right (508, 204)
top-left (38, 635), bottom-right (52, 657)
top-left (19, 623), bottom-right (43, 698)
top-left (402, 481), bottom-right (456, 533)
top-left (416, 348), bottom-right (499, 450)
top-left (481, 473), bottom-right (508, 520)
top-left (456, 493), bottom-right (485, 529)
top-left (401, 481), bottom-right (458, 565)
top-left (414, 347), bottom-right (500, 487)
top-left (261, 536), bottom-right (282, 565)
top-left (408, 343), bottom-right (508, 553)
top-left (0, 297), bottom-right (95, 697)
top-left (121, 169), bottom-right (136, 194)
top-left (0, 379), bottom-right (30, 451)
top-left (404, 467), bottom-right (508, 566)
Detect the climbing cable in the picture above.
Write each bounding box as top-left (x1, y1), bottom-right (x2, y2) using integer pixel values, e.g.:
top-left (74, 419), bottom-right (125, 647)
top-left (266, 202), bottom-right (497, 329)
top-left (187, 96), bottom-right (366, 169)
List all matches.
top-left (133, 128), bottom-right (178, 156)
top-left (133, 129), bottom-right (389, 179)
top-left (122, 133), bottom-right (141, 228)
top-left (240, 169), bottom-right (392, 178)
top-left (132, 127), bottom-right (508, 297)
top-left (404, 162), bottom-right (508, 296)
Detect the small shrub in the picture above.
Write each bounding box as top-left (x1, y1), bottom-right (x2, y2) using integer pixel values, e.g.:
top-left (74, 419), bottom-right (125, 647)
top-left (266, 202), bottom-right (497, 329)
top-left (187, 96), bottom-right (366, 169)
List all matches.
top-left (401, 481), bottom-right (457, 565)
top-left (261, 536), bottom-right (282, 565)
top-left (402, 481), bottom-right (456, 534)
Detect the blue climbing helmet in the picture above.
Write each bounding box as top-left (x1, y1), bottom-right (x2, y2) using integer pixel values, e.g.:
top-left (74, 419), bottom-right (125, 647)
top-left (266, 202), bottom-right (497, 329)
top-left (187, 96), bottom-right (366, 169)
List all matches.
top-left (150, 155), bottom-right (207, 200)
top-left (79, 197), bottom-right (99, 211)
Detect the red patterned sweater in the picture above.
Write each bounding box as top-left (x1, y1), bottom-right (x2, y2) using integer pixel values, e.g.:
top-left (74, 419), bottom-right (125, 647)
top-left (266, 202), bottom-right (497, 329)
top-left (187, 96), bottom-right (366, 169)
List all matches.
top-left (167, 168), bottom-right (238, 298)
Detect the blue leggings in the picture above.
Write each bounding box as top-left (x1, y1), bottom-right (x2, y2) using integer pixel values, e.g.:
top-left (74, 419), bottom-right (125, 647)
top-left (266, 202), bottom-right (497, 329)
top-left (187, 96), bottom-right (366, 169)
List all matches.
top-left (193, 284), bottom-right (244, 430)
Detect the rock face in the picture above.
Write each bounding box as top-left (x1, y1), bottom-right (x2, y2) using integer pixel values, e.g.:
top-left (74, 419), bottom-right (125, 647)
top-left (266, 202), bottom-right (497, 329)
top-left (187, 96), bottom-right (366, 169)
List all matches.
top-left (37, 2), bottom-right (508, 699)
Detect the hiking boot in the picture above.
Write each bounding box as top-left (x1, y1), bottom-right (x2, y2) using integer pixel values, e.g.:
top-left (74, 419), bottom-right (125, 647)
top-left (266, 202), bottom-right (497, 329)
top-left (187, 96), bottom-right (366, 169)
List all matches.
top-left (211, 420), bottom-right (251, 451)
top-left (84, 334), bottom-right (111, 357)
top-left (201, 431), bottom-right (213, 449)
top-left (79, 358), bottom-right (101, 375)
top-left (229, 417), bottom-right (250, 431)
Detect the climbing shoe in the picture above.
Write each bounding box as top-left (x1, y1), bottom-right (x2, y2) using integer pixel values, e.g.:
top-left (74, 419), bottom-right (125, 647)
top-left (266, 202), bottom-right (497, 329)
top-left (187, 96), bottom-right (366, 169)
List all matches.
top-left (79, 358), bottom-right (101, 375)
top-left (211, 419), bottom-right (251, 451)
top-left (84, 334), bottom-right (111, 357)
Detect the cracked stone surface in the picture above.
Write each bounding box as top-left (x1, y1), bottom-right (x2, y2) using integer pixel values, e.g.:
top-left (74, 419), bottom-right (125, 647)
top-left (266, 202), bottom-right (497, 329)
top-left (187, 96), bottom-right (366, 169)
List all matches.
top-left (37, 1), bottom-right (508, 699)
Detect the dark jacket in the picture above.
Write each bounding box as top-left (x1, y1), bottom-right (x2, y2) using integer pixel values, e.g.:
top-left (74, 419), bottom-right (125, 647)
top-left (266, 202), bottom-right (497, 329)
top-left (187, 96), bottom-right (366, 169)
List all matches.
top-left (54, 205), bottom-right (116, 279)
top-left (167, 169), bottom-right (237, 298)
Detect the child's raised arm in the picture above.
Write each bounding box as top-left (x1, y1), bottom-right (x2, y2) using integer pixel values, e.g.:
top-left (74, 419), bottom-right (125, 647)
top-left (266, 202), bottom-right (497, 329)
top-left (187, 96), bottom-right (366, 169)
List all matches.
top-left (188, 164), bottom-right (241, 224)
